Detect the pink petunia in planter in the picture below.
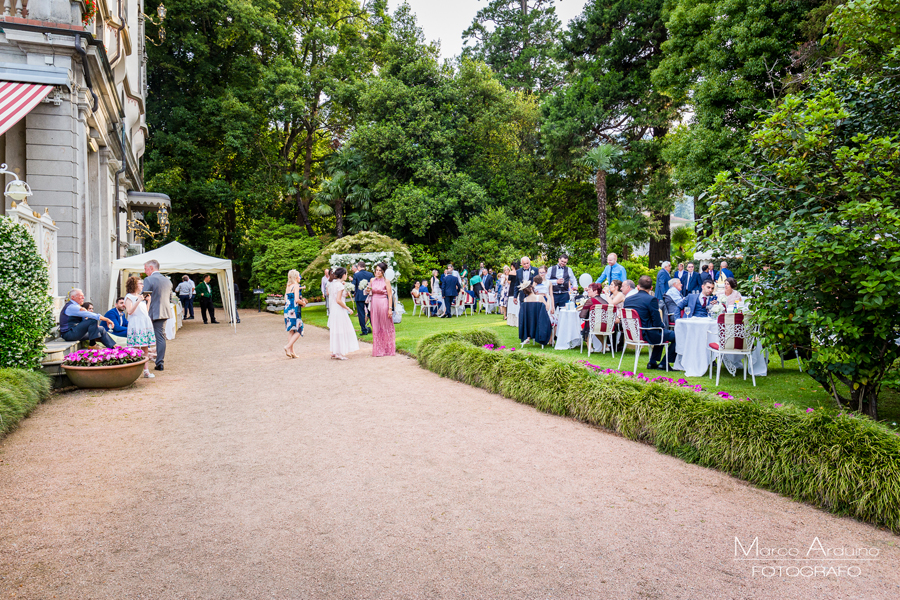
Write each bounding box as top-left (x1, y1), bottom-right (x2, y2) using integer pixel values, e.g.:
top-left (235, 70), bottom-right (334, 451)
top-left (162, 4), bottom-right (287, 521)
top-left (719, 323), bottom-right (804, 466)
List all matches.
top-left (62, 347), bottom-right (148, 389)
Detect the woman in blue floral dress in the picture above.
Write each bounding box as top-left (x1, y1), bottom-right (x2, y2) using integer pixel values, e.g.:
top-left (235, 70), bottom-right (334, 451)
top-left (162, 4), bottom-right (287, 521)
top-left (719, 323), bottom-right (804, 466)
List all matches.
top-left (283, 269), bottom-right (304, 358)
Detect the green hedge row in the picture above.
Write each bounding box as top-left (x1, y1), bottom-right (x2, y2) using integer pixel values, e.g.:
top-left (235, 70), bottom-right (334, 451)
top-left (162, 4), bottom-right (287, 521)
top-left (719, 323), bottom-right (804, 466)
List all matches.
top-left (0, 368), bottom-right (51, 437)
top-left (416, 331), bottom-right (900, 532)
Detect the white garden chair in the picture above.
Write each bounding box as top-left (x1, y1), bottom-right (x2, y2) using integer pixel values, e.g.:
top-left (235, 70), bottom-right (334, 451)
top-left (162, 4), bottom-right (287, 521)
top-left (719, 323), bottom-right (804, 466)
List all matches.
top-left (584, 303), bottom-right (617, 358)
top-left (617, 307), bottom-right (670, 373)
top-left (708, 312), bottom-right (757, 386)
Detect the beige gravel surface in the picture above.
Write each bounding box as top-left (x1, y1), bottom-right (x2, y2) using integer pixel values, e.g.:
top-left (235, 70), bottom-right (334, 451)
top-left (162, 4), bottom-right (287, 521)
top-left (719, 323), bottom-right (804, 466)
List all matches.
top-left (1, 311), bottom-right (898, 600)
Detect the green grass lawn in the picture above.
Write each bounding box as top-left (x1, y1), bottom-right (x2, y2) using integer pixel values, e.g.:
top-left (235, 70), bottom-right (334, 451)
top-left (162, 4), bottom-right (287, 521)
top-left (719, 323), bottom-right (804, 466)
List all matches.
top-left (296, 299), bottom-right (900, 428)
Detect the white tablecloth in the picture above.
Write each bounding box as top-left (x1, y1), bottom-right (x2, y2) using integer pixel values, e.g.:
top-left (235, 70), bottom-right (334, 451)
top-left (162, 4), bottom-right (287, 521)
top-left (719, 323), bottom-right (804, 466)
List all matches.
top-left (554, 309), bottom-right (602, 351)
top-left (165, 302), bottom-right (177, 340)
top-left (672, 317), bottom-right (767, 378)
top-left (506, 298), bottom-right (519, 327)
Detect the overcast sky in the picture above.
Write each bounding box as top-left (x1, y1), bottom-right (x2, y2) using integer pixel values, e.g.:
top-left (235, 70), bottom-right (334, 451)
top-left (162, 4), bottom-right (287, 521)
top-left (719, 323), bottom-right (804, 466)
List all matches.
top-left (387, 0), bottom-right (588, 61)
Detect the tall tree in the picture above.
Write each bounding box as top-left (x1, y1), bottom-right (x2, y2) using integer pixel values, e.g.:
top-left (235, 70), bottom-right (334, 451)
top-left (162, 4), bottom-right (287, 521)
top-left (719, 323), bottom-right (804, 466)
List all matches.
top-left (545, 0), bottom-right (679, 266)
top-left (462, 0), bottom-right (561, 94)
top-left (653, 0), bottom-right (838, 204)
top-left (577, 144), bottom-right (622, 259)
top-left (260, 0), bottom-right (389, 234)
top-left (145, 0), bottom-right (288, 259)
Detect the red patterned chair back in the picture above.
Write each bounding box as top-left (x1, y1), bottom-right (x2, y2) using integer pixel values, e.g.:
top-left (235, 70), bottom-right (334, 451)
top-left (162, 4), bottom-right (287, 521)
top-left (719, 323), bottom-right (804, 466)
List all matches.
top-left (591, 303), bottom-right (617, 335)
top-left (717, 313), bottom-right (748, 350)
top-left (620, 308), bottom-right (643, 344)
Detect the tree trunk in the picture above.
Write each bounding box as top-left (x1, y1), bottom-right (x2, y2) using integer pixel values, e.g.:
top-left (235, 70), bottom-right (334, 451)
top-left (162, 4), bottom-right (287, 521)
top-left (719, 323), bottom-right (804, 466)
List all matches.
top-left (851, 384), bottom-right (879, 420)
top-left (224, 207), bottom-right (237, 260)
top-left (335, 197), bottom-right (344, 238)
top-left (648, 211), bottom-right (671, 269)
top-left (295, 192), bottom-right (315, 236)
top-left (596, 170), bottom-right (608, 259)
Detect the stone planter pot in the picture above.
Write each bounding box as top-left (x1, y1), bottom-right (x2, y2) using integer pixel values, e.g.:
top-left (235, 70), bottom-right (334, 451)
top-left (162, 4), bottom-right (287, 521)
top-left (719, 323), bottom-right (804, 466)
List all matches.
top-left (61, 358), bottom-right (149, 389)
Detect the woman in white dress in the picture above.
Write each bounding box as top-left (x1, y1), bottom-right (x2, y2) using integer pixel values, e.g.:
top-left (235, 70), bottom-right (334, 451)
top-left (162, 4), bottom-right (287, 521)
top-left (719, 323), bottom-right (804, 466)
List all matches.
top-left (326, 267), bottom-right (359, 360)
top-left (124, 275), bottom-right (156, 379)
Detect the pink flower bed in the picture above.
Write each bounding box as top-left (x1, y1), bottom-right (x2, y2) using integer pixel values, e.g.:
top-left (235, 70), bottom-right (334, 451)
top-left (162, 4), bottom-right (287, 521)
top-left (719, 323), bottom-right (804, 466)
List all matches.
top-left (577, 360), bottom-right (756, 403)
top-left (63, 347), bottom-right (145, 367)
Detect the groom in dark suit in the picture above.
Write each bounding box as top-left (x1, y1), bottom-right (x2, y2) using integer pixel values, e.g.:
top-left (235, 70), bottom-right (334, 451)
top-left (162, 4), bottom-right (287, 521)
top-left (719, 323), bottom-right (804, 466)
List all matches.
top-left (514, 256), bottom-right (539, 304)
top-left (351, 261), bottom-right (373, 335)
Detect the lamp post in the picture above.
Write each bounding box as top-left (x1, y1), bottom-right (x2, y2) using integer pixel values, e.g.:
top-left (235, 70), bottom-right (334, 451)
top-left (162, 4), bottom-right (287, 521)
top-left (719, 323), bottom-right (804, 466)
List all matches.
top-left (143, 3), bottom-right (168, 44)
top-left (0, 163), bottom-right (33, 207)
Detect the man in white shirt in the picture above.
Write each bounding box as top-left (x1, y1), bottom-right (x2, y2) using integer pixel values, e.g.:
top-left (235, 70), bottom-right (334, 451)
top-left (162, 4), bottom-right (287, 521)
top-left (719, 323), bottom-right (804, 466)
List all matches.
top-left (175, 275), bottom-right (195, 320)
top-left (622, 279), bottom-right (638, 299)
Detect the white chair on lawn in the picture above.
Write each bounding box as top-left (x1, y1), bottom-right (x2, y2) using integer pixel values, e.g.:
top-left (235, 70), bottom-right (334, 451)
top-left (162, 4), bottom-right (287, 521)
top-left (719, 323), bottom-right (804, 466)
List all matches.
top-left (584, 303), bottom-right (617, 358)
top-left (420, 293), bottom-right (435, 318)
top-left (462, 293), bottom-right (476, 316)
top-left (411, 294), bottom-right (423, 317)
top-left (708, 312), bottom-right (757, 386)
top-left (617, 307), bottom-right (670, 373)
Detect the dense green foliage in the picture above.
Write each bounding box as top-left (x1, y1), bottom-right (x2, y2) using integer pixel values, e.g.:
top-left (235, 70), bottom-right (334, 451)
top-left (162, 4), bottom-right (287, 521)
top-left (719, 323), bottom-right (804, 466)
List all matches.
top-left (302, 231), bottom-right (413, 282)
top-left (247, 221), bottom-right (324, 295)
top-left (416, 331), bottom-right (900, 531)
top-left (0, 368), bottom-right (51, 437)
top-left (461, 0), bottom-right (561, 95)
top-left (706, 0), bottom-right (900, 419)
top-left (0, 218), bottom-right (53, 369)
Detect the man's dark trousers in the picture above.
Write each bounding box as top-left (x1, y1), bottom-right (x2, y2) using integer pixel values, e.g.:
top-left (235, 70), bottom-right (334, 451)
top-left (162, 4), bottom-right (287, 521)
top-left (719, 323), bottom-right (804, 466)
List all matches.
top-left (62, 320), bottom-right (116, 348)
top-left (180, 295), bottom-right (194, 318)
top-left (553, 292), bottom-right (569, 309)
top-left (443, 296), bottom-right (456, 317)
top-left (356, 301), bottom-right (368, 333)
top-left (200, 297), bottom-right (216, 323)
top-left (152, 319), bottom-right (167, 367)
top-left (649, 330), bottom-right (677, 365)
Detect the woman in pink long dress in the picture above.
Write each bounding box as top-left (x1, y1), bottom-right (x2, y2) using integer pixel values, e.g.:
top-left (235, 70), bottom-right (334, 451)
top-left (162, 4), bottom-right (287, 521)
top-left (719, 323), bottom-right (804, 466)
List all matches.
top-left (369, 262), bottom-right (396, 356)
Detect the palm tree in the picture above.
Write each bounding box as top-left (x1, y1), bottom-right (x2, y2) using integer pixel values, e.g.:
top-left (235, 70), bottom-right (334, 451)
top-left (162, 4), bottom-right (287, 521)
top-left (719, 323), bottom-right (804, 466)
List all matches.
top-left (314, 149), bottom-right (371, 238)
top-left (578, 144), bottom-right (623, 259)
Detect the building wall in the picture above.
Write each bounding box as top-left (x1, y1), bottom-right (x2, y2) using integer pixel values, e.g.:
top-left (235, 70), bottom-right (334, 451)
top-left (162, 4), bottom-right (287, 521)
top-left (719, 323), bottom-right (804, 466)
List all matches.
top-left (0, 0), bottom-right (147, 310)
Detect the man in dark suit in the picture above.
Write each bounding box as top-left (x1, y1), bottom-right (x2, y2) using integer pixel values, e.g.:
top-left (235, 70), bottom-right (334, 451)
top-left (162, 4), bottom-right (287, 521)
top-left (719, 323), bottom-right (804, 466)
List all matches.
top-left (514, 256), bottom-right (539, 304)
top-left (679, 262), bottom-right (701, 294)
top-left (655, 261), bottom-right (671, 301)
top-left (480, 268), bottom-right (493, 294)
top-left (142, 259), bottom-right (174, 371)
top-left (101, 297), bottom-right (129, 344)
top-left (440, 266), bottom-right (462, 318)
top-left (698, 264), bottom-right (714, 287)
top-left (685, 280), bottom-right (719, 318)
top-left (623, 275), bottom-right (677, 369)
top-left (351, 261), bottom-right (373, 334)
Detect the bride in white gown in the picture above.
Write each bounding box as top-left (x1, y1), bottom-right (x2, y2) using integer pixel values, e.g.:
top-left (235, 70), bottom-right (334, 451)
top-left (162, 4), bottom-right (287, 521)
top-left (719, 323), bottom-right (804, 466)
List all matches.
top-left (326, 267), bottom-right (359, 360)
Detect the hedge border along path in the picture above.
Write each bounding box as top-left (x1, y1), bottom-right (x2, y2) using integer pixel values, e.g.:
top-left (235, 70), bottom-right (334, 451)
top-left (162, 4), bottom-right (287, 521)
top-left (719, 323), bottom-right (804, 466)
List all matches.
top-left (416, 330), bottom-right (900, 533)
top-left (0, 369), bottom-right (51, 437)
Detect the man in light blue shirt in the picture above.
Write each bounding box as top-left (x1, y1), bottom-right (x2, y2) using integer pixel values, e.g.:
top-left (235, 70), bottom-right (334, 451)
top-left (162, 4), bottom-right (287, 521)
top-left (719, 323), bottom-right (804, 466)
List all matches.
top-left (596, 253), bottom-right (627, 286)
top-left (59, 289), bottom-right (117, 347)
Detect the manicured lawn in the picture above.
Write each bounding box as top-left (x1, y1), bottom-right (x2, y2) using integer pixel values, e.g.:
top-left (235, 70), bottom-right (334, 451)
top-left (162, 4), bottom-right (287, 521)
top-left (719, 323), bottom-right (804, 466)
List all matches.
top-left (296, 299), bottom-right (900, 427)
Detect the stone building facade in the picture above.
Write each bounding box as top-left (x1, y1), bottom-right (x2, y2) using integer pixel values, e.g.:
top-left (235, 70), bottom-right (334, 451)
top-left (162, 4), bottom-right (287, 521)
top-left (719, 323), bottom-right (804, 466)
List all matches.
top-left (0, 0), bottom-right (167, 310)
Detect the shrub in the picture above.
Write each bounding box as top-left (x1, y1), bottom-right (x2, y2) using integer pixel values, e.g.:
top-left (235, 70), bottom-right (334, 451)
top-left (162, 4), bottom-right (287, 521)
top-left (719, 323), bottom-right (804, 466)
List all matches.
top-left (302, 231), bottom-right (414, 283)
top-left (248, 221), bottom-right (324, 295)
top-left (0, 217), bottom-right (53, 369)
top-left (416, 331), bottom-right (900, 532)
top-left (0, 368), bottom-right (51, 436)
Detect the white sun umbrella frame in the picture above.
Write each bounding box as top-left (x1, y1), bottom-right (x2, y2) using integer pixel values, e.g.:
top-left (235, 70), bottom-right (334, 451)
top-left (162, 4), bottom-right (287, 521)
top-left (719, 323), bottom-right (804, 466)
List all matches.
top-left (107, 241), bottom-right (238, 331)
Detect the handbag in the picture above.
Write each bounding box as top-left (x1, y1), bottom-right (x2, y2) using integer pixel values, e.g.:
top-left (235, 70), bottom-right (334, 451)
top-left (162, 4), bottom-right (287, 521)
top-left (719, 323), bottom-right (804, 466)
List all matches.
top-left (298, 296), bottom-right (308, 307)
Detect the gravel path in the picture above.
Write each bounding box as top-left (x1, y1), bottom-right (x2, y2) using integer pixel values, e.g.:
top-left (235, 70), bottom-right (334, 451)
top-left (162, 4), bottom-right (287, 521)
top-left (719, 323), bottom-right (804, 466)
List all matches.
top-left (1, 312), bottom-right (898, 599)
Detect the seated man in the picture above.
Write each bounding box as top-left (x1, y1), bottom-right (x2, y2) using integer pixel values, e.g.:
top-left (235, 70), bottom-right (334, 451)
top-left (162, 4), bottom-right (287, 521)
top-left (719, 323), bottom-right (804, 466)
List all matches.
top-left (101, 296), bottom-right (129, 345)
top-left (623, 275), bottom-right (677, 370)
top-left (59, 289), bottom-right (117, 348)
top-left (664, 278), bottom-right (688, 324)
top-left (686, 280), bottom-right (719, 318)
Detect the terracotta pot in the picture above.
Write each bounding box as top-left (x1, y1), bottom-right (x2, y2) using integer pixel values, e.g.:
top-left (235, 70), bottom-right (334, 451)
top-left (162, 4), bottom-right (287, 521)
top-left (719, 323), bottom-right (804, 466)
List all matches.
top-left (62, 358), bottom-right (149, 389)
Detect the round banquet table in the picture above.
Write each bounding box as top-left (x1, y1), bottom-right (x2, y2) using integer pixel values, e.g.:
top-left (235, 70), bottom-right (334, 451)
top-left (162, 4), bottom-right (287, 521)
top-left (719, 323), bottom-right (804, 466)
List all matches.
top-left (672, 317), bottom-right (767, 378)
top-left (553, 309), bottom-right (602, 352)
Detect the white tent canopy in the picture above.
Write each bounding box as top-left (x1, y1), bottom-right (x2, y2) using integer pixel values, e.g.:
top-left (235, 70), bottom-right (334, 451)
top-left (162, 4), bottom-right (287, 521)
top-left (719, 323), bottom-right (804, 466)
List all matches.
top-left (107, 241), bottom-right (237, 331)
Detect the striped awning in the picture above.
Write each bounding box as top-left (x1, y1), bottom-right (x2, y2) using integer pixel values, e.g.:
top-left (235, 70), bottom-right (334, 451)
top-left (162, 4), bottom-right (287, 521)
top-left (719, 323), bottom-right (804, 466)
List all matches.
top-left (0, 81), bottom-right (54, 136)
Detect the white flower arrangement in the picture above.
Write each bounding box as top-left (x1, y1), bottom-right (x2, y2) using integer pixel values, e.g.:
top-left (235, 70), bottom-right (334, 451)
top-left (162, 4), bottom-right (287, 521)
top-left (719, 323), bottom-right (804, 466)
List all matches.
top-left (329, 251), bottom-right (400, 282)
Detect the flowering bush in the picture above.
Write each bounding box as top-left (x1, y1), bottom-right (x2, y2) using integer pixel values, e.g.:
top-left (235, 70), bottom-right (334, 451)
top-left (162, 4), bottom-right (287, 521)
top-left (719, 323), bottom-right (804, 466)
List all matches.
top-left (63, 347), bottom-right (144, 367)
top-left (0, 217), bottom-right (53, 370)
top-left (483, 344), bottom-right (516, 352)
top-left (578, 361), bottom-right (752, 402)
